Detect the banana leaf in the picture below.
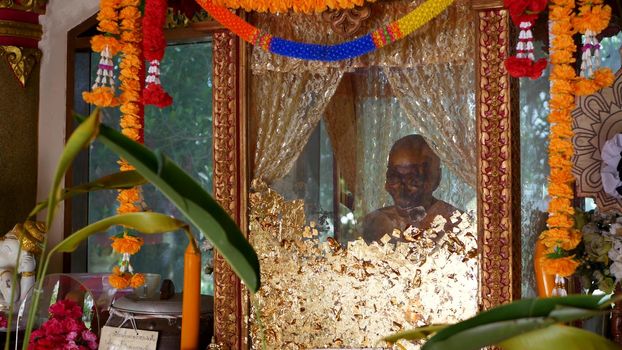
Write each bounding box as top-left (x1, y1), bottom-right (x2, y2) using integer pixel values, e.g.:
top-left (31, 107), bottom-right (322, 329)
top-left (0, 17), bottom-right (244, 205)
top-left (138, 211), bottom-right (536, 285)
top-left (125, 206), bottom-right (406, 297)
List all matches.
top-left (499, 324), bottom-right (621, 350)
top-left (46, 108), bottom-right (100, 228)
top-left (29, 170), bottom-right (146, 217)
top-left (23, 212), bottom-right (194, 350)
top-left (382, 325), bottom-right (448, 343)
top-left (414, 295), bottom-right (617, 350)
top-left (89, 117), bottom-right (261, 292)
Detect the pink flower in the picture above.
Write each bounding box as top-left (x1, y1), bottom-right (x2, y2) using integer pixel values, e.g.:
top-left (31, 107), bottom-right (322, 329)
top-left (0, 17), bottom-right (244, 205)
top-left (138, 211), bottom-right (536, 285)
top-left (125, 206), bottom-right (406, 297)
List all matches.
top-left (0, 312), bottom-right (7, 328)
top-left (30, 299), bottom-right (98, 349)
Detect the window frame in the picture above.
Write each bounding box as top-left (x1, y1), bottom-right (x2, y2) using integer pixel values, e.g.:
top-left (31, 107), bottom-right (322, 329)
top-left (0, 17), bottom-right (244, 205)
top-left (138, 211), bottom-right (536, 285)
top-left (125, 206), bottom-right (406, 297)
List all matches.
top-left (64, 14), bottom-right (216, 273)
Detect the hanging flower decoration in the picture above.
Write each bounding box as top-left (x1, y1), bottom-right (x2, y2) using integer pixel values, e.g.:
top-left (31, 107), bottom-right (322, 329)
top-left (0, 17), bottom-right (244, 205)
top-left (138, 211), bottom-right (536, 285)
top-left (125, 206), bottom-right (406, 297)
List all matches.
top-left (109, 0), bottom-right (146, 289)
top-left (212, 0), bottom-right (376, 14)
top-left (573, 0), bottom-right (614, 96)
top-left (539, 0), bottom-right (582, 280)
top-left (194, 0), bottom-right (456, 62)
top-left (142, 0), bottom-right (173, 108)
top-left (503, 0), bottom-right (548, 79)
top-left (83, 0), bottom-right (121, 107)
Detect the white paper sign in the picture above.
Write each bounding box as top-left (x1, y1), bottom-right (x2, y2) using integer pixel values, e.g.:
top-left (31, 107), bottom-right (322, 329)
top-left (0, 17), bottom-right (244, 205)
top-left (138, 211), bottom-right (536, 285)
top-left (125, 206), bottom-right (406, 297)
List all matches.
top-left (98, 326), bottom-right (159, 350)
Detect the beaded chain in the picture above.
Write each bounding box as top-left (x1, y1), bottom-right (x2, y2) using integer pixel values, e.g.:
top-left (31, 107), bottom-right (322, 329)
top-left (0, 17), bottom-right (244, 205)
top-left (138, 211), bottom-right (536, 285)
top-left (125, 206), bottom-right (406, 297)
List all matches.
top-left (195, 0), bottom-right (455, 62)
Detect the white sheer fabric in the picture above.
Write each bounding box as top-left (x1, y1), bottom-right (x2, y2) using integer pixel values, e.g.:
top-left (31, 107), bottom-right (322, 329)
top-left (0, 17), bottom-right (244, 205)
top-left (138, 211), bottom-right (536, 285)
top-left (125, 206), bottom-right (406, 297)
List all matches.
top-left (251, 70), bottom-right (343, 183)
top-left (384, 62), bottom-right (477, 187)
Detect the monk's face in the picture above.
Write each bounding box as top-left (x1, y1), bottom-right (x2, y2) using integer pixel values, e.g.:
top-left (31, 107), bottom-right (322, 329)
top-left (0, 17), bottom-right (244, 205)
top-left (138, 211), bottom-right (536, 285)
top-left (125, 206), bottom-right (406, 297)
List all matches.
top-left (385, 146), bottom-right (439, 209)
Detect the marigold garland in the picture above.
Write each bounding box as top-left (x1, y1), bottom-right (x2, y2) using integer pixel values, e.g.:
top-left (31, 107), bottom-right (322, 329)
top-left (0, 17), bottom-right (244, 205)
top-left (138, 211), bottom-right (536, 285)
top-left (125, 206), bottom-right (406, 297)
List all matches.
top-left (539, 0), bottom-right (580, 278)
top-left (212, 0), bottom-right (376, 14)
top-left (573, 0), bottom-right (613, 96)
top-left (83, 0), bottom-right (121, 107)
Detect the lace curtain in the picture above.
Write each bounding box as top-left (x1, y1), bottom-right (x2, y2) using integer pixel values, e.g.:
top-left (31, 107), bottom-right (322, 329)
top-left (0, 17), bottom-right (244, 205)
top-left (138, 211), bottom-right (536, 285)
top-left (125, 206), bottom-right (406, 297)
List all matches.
top-left (384, 62), bottom-right (477, 187)
top-left (251, 70), bottom-right (343, 183)
top-left (249, 0), bottom-right (476, 211)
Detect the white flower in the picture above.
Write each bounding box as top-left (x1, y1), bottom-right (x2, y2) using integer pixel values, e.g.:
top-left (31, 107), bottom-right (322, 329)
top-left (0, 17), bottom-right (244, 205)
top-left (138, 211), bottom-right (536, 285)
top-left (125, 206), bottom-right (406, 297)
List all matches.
top-left (609, 238), bottom-right (622, 262)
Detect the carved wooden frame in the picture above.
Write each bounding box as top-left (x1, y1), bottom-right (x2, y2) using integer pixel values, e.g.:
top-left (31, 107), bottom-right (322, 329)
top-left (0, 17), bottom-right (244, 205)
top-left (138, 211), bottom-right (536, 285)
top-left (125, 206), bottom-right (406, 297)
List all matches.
top-left (211, 1), bottom-right (521, 347)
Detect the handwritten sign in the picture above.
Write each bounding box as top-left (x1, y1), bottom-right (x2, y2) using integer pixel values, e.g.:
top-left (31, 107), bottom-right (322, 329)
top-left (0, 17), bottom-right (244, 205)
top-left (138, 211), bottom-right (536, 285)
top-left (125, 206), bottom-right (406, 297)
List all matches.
top-left (98, 326), bottom-right (159, 350)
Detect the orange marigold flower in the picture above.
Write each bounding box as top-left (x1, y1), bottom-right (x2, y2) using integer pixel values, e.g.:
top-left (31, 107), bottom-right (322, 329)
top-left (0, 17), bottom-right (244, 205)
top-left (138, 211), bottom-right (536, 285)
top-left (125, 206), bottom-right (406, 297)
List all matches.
top-left (562, 229), bottom-right (582, 250)
top-left (82, 87), bottom-right (120, 107)
top-left (574, 5), bottom-right (611, 33)
top-left (111, 232), bottom-right (144, 254)
top-left (117, 188), bottom-right (141, 203)
top-left (122, 127), bottom-right (140, 140)
top-left (120, 102), bottom-right (140, 115)
top-left (97, 20), bottom-right (120, 35)
top-left (122, 43), bottom-right (141, 55)
top-left (120, 54), bottom-right (142, 69)
top-left (551, 35), bottom-right (576, 52)
top-left (121, 31), bottom-right (142, 44)
top-left (130, 273), bottom-right (145, 288)
top-left (121, 90), bottom-right (141, 103)
top-left (540, 228), bottom-right (570, 248)
top-left (548, 110), bottom-right (572, 124)
top-left (548, 198), bottom-right (574, 215)
top-left (97, 7), bottom-right (117, 21)
top-left (550, 124), bottom-right (574, 138)
top-left (548, 182), bottom-right (574, 199)
top-left (542, 256), bottom-right (580, 277)
top-left (593, 68), bottom-right (614, 88)
top-left (91, 35), bottom-right (122, 55)
top-left (550, 168), bottom-right (575, 184)
top-left (547, 214), bottom-right (575, 229)
top-left (119, 0), bottom-right (140, 6)
top-left (109, 272), bottom-right (130, 289)
top-left (118, 202), bottom-right (141, 214)
top-left (575, 78), bottom-right (599, 96)
top-left (551, 64), bottom-right (576, 80)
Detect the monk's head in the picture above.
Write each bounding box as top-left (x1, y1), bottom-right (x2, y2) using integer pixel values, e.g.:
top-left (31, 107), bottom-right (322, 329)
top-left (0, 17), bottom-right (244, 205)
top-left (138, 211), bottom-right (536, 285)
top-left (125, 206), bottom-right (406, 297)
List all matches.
top-left (385, 135), bottom-right (441, 209)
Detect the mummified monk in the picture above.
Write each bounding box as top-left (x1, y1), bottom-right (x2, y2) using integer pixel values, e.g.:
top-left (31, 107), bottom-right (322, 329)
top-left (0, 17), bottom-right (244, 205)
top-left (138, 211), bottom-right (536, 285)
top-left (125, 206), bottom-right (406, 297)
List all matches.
top-left (361, 134), bottom-right (458, 243)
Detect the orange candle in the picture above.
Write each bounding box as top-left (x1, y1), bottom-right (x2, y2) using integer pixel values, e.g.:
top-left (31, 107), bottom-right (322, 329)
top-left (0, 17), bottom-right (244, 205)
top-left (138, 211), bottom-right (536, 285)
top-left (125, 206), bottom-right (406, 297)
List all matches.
top-left (534, 239), bottom-right (555, 297)
top-left (181, 243), bottom-right (201, 349)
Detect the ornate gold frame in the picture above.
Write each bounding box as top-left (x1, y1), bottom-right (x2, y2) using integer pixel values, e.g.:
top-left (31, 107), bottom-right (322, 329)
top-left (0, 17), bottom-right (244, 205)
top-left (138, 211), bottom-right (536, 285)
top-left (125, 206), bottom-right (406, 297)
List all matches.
top-left (211, 0), bottom-right (520, 347)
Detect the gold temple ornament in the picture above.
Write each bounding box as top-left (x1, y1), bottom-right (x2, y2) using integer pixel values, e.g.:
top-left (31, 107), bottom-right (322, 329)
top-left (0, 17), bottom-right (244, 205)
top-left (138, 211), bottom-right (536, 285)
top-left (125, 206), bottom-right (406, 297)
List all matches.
top-left (0, 46), bottom-right (40, 88)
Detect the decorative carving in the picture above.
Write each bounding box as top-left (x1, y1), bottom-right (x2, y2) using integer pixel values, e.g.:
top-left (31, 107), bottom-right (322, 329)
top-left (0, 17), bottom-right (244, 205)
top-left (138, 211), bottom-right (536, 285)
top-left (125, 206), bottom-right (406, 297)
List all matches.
top-left (0, 45), bottom-right (40, 87)
top-left (321, 6), bottom-right (371, 37)
top-left (0, 20), bottom-right (42, 40)
top-left (213, 30), bottom-right (244, 350)
top-left (476, 8), bottom-right (520, 311)
top-left (572, 71), bottom-right (622, 212)
top-left (0, 0), bottom-right (46, 13)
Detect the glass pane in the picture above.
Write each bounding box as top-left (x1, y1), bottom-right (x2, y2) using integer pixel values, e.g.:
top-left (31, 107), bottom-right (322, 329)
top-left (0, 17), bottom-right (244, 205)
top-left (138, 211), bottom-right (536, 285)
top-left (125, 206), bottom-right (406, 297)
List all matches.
top-left (249, 64), bottom-right (478, 348)
top-left (87, 41), bottom-right (214, 294)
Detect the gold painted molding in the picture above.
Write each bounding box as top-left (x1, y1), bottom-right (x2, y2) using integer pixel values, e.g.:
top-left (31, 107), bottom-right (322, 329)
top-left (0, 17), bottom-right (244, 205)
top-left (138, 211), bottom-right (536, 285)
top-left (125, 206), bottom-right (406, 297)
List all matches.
top-left (0, 0), bottom-right (46, 14)
top-left (470, 0), bottom-right (504, 10)
top-left (0, 19), bottom-right (42, 40)
top-left (0, 45), bottom-right (40, 87)
top-left (475, 7), bottom-right (521, 310)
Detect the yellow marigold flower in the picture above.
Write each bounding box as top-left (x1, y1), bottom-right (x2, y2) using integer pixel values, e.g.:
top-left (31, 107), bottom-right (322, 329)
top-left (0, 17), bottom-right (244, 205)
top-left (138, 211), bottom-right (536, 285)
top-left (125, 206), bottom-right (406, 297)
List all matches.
top-left (551, 64), bottom-right (576, 80)
top-left (121, 31), bottom-right (142, 44)
top-left (121, 90), bottom-right (141, 103)
top-left (111, 232), bottom-right (144, 255)
top-left (593, 68), bottom-right (614, 87)
top-left (542, 256), bottom-right (580, 277)
top-left (548, 198), bottom-right (574, 215)
top-left (540, 228), bottom-right (570, 248)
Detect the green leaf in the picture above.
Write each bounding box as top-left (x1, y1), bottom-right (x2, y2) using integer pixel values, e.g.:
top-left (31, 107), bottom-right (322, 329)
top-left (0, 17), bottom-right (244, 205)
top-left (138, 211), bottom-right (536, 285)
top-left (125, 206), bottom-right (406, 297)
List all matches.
top-left (422, 295), bottom-right (608, 350)
top-left (46, 108), bottom-right (100, 228)
top-left (382, 325), bottom-right (448, 343)
top-left (423, 317), bottom-right (556, 350)
top-left (49, 212), bottom-right (191, 255)
top-left (499, 325), bottom-right (622, 350)
top-left (91, 119), bottom-right (261, 292)
top-left (29, 170), bottom-right (146, 217)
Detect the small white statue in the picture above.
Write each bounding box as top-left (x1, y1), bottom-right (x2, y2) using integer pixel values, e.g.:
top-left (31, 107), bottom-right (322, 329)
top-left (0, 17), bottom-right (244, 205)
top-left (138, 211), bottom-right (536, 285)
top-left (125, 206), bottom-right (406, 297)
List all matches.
top-left (0, 221), bottom-right (44, 311)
